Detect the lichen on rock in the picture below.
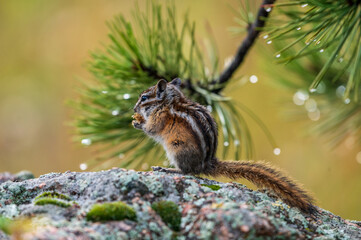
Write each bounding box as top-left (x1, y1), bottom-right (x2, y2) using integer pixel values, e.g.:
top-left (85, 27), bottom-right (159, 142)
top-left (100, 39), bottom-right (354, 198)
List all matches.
top-left (0, 169), bottom-right (360, 239)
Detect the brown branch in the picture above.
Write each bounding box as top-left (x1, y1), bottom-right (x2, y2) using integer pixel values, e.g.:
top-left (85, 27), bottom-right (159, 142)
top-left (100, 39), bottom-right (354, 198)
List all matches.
top-left (136, 0), bottom-right (277, 97)
top-left (134, 61), bottom-right (197, 94)
top-left (210, 0), bottom-right (276, 90)
top-left (346, 0), bottom-right (360, 5)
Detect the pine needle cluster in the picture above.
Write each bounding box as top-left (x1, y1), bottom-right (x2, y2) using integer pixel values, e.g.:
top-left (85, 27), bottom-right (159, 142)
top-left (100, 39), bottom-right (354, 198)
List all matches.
top-left (73, 2), bottom-right (265, 169)
top-left (266, 0), bottom-right (361, 101)
top-left (266, 41), bottom-right (361, 148)
top-left (258, 0), bottom-right (361, 148)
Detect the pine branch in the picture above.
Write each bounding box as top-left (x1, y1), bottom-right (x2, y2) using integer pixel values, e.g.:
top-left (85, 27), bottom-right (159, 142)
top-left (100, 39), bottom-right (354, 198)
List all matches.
top-left (210, 0), bottom-right (276, 91)
top-left (266, 39), bottom-right (361, 148)
top-left (266, 0), bottom-right (361, 102)
top-left (73, 2), bottom-right (278, 169)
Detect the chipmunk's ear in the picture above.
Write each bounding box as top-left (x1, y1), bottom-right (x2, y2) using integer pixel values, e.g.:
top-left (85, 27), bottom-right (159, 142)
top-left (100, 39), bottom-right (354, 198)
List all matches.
top-left (156, 79), bottom-right (167, 98)
top-left (170, 78), bottom-right (181, 88)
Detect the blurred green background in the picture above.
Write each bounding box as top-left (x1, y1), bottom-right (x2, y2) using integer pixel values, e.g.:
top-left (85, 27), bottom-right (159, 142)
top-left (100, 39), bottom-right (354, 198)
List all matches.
top-left (0, 0), bottom-right (360, 220)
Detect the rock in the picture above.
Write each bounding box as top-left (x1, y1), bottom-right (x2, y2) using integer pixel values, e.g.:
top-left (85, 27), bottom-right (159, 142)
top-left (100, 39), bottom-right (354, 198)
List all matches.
top-left (0, 171), bottom-right (34, 184)
top-left (15, 171), bottom-right (35, 182)
top-left (0, 168), bottom-right (360, 239)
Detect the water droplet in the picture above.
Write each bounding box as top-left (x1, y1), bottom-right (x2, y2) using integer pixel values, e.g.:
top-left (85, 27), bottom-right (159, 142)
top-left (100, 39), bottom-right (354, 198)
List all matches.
top-left (319, 49), bottom-right (324, 53)
top-left (249, 75), bottom-right (258, 83)
top-left (80, 163), bottom-right (88, 171)
top-left (102, 90), bottom-right (108, 94)
top-left (267, 40), bottom-right (272, 44)
top-left (207, 105), bottom-right (213, 112)
top-left (81, 138), bottom-right (92, 146)
top-left (305, 99), bottom-right (317, 112)
top-left (130, 80), bottom-right (136, 84)
top-left (293, 96), bottom-right (304, 105)
top-left (309, 88), bottom-right (317, 93)
top-left (293, 95), bottom-right (303, 105)
top-left (316, 82), bottom-right (326, 93)
top-left (273, 148), bottom-right (281, 155)
top-left (112, 110), bottom-right (119, 116)
top-left (301, 3), bottom-right (308, 7)
top-left (356, 152), bottom-right (361, 164)
top-left (296, 27), bottom-right (301, 31)
top-left (305, 41), bottom-right (310, 45)
top-left (224, 141), bottom-right (229, 147)
top-left (338, 57), bottom-right (344, 63)
top-left (293, 90), bottom-right (309, 105)
top-left (308, 109), bottom-right (320, 121)
top-left (344, 98), bottom-right (351, 104)
top-left (263, 35), bottom-right (269, 39)
top-left (118, 153), bottom-right (125, 159)
top-left (265, 7), bottom-right (272, 12)
top-left (224, 57), bottom-right (233, 68)
top-left (276, 54), bottom-right (281, 58)
top-left (123, 93), bottom-right (130, 100)
top-left (336, 85), bottom-right (346, 98)
top-left (234, 140), bottom-right (240, 146)
top-left (316, 41), bottom-right (321, 45)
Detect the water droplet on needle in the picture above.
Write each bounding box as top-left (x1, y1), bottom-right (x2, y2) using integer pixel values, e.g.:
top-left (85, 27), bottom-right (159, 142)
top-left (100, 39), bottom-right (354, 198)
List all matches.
top-left (80, 163), bottom-right (88, 170)
top-left (273, 148), bottom-right (281, 155)
top-left (81, 139), bottom-right (92, 146)
top-left (249, 75), bottom-right (258, 83)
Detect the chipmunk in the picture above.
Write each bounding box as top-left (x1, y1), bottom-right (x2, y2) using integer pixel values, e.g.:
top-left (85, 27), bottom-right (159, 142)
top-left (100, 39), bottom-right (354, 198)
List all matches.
top-left (132, 78), bottom-right (316, 214)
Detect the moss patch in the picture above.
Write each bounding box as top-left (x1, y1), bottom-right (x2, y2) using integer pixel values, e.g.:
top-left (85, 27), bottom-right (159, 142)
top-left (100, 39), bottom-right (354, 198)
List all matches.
top-left (34, 197), bottom-right (72, 208)
top-left (0, 216), bottom-right (12, 235)
top-left (86, 201), bottom-right (137, 222)
top-left (35, 191), bottom-right (72, 201)
top-left (201, 184), bottom-right (221, 191)
top-left (151, 201), bottom-right (181, 231)
top-left (34, 191), bottom-right (75, 208)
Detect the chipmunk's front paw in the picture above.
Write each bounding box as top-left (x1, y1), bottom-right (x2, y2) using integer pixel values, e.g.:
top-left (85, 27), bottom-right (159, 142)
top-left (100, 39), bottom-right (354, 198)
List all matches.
top-left (132, 113), bottom-right (145, 129)
top-left (132, 120), bottom-right (143, 129)
top-left (152, 166), bottom-right (182, 174)
top-left (151, 166), bottom-right (166, 172)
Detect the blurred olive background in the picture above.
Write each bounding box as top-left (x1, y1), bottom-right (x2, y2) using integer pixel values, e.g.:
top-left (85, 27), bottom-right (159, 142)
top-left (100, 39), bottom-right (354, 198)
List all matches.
top-left (0, 1), bottom-right (360, 220)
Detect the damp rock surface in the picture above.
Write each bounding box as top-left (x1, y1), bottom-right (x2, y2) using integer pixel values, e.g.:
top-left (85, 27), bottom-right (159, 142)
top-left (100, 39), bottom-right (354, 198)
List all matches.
top-left (0, 169), bottom-right (360, 239)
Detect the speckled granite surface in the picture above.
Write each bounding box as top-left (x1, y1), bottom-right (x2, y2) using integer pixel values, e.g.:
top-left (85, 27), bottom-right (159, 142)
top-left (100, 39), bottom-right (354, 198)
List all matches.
top-left (0, 169), bottom-right (360, 239)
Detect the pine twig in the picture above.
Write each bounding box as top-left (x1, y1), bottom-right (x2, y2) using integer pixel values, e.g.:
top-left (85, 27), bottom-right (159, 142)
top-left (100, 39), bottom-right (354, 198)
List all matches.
top-left (211, 0), bottom-right (276, 90)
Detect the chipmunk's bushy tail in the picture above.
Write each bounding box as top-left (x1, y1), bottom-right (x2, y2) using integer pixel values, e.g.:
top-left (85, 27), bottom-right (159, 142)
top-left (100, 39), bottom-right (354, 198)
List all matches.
top-left (209, 160), bottom-right (316, 214)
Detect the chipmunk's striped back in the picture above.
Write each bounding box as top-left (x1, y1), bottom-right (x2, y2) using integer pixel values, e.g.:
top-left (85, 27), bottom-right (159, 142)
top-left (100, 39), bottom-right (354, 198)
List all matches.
top-left (171, 99), bottom-right (218, 169)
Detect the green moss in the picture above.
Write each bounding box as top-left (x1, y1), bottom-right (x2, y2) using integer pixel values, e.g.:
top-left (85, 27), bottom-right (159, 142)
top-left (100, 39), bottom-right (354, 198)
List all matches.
top-left (34, 197), bottom-right (72, 208)
top-left (201, 184), bottom-right (221, 191)
top-left (35, 191), bottom-right (72, 201)
top-left (0, 216), bottom-right (12, 235)
top-left (86, 201), bottom-right (137, 222)
top-left (33, 192), bottom-right (75, 208)
top-left (151, 201), bottom-right (181, 231)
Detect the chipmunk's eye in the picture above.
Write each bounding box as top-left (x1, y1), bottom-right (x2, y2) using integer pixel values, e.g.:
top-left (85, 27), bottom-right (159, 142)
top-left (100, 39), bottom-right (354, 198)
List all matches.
top-left (141, 95), bottom-right (148, 102)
